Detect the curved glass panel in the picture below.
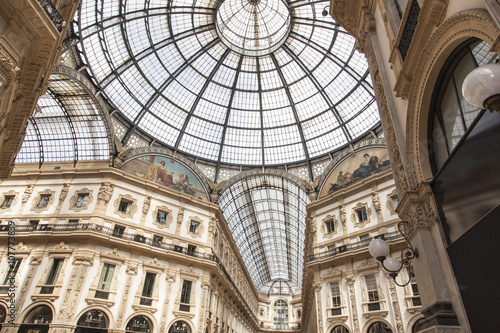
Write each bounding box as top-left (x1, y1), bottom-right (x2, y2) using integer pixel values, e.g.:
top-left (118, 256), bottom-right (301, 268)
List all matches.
top-left (76, 309), bottom-right (109, 328)
top-left (431, 40), bottom-right (498, 170)
top-left (75, 0), bottom-right (378, 166)
top-left (16, 75), bottom-right (110, 164)
top-left (24, 305), bottom-right (53, 324)
top-left (218, 174), bottom-right (309, 293)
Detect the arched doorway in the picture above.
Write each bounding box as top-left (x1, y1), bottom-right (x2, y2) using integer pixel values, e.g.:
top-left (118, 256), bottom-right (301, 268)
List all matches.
top-left (75, 309), bottom-right (109, 333)
top-left (18, 304), bottom-right (52, 333)
top-left (168, 320), bottom-right (191, 333)
top-left (367, 322), bottom-right (392, 333)
top-left (331, 325), bottom-right (349, 333)
top-left (126, 315), bottom-right (153, 332)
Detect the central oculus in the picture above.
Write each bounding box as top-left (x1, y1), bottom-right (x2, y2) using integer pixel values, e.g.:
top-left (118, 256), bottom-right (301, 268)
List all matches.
top-left (216, 0), bottom-right (291, 56)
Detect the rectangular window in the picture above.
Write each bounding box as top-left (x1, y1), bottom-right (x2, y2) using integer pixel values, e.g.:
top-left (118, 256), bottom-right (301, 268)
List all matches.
top-left (187, 245), bottom-right (196, 256)
top-left (325, 219), bottom-right (335, 233)
top-left (118, 200), bottom-right (132, 213)
top-left (3, 258), bottom-right (21, 285)
top-left (45, 258), bottom-right (64, 285)
top-left (408, 266), bottom-right (421, 306)
top-left (360, 234), bottom-right (370, 246)
top-left (330, 281), bottom-right (342, 316)
top-left (141, 272), bottom-right (156, 298)
top-left (1, 195), bottom-right (14, 208)
top-left (356, 208), bottom-right (368, 222)
top-left (29, 220), bottom-right (39, 229)
top-left (189, 221), bottom-right (200, 234)
top-left (365, 274), bottom-right (381, 311)
top-left (156, 210), bottom-right (168, 223)
top-left (97, 263), bottom-right (116, 291)
top-left (392, 195), bottom-right (400, 210)
top-left (112, 225), bottom-right (125, 238)
top-left (75, 193), bottom-right (89, 207)
top-left (152, 235), bottom-right (163, 246)
top-left (180, 280), bottom-right (193, 311)
top-left (37, 195), bottom-right (51, 208)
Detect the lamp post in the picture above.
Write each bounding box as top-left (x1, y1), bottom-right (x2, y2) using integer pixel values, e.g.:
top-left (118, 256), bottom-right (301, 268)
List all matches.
top-left (462, 63), bottom-right (500, 113)
top-left (368, 222), bottom-right (418, 286)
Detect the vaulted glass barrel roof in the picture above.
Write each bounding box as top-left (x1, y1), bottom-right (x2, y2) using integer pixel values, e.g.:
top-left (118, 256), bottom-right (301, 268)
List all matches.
top-left (75, 0), bottom-right (379, 167)
top-left (218, 174), bottom-right (309, 294)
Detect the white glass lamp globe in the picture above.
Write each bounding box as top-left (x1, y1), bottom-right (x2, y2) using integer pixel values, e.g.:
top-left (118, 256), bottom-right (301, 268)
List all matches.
top-left (369, 238), bottom-right (390, 261)
top-left (462, 63), bottom-right (500, 109)
top-left (383, 257), bottom-right (401, 273)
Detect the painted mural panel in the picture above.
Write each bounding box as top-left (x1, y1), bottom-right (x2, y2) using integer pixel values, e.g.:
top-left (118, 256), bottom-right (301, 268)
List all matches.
top-left (319, 148), bottom-right (390, 198)
top-left (121, 155), bottom-right (208, 201)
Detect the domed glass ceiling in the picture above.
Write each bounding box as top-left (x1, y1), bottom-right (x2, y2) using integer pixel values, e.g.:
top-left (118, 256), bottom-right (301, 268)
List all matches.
top-left (75, 0), bottom-right (379, 167)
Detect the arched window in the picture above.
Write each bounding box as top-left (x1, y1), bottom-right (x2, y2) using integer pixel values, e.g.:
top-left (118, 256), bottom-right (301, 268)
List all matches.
top-left (168, 321), bottom-right (191, 333)
top-left (24, 305), bottom-right (53, 324)
top-left (430, 39), bottom-right (498, 171)
top-left (17, 305), bottom-right (53, 333)
top-left (273, 299), bottom-right (289, 329)
top-left (367, 322), bottom-right (392, 333)
top-left (0, 304), bottom-right (6, 329)
top-left (75, 309), bottom-right (109, 333)
top-left (126, 315), bottom-right (153, 332)
top-left (331, 325), bottom-right (349, 333)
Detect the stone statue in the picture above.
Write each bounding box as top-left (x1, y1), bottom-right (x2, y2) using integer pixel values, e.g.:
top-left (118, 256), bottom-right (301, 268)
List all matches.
top-left (113, 136), bottom-right (133, 168)
top-left (206, 177), bottom-right (226, 203)
top-left (301, 176), bottom-right (321, 201)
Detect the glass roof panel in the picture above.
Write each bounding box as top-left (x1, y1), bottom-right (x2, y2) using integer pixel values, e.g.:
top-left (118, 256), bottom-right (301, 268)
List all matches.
top-left (75, 0), bottom-right (379, 166)
top-left (219, 174), bottom-right (309, 293)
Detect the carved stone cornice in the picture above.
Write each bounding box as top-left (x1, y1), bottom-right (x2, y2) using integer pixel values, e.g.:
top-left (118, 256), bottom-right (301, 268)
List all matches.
top-left (396, 182), bottom-right (438, 237)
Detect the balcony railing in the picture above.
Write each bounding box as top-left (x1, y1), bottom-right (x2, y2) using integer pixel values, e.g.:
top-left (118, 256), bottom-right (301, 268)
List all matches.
top-left (37, 0), bottom-right (64, 32)
top-left (0, 222), bottom-right (258, 323)
top-left (259, 322), bottom-right (301, 330)
top-left (40, 286), bottom-right (54, 294)
top-left (307, 231), bottom-right (403, 262)
top-left (94, 290), bottom-right (110, 299)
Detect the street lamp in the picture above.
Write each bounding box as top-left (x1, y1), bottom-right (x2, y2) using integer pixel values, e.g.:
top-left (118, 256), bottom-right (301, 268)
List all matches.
top-left (462, 62), bottom-right (500, 113)
top-left (368, 221), bottom-right (418, 286)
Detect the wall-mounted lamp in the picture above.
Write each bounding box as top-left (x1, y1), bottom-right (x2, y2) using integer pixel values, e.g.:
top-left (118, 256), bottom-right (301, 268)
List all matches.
top-left (322, 6), bottom-right (329, 17)
top-left (462, 62), bottom-right (500, 113)
top-left (368, 221), bottom-right (418, 286)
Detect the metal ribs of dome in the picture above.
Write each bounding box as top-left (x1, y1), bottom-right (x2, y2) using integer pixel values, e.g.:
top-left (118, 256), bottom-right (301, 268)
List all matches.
top-left (75, 0), bottom-right (379, 168)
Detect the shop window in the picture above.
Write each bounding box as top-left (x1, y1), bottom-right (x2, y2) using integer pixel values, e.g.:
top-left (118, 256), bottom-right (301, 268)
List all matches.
top-left (367, 322), bottom-right (392, 333)
top-left (126, 315), bottom-right (152, 332)
top-left (168, 321), bottom-right (191, 333)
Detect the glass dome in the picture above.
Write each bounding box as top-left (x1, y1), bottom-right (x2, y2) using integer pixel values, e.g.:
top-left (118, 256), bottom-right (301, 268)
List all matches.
top-left (75, 0), bottom-right (379, 167)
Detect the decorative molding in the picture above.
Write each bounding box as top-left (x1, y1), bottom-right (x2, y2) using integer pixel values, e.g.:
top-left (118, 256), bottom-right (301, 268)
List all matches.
top-left (68, 188), bottom-right (93, 212)
top-left (59, 183), bottom-right (70, 205)
top-left (97, 182), bottom-right (114, 204)
top-left (142, 195), bottom-right (151, 216)
top-left (100, 248), bottom-right (127, 263)
top-left (152, 205), bottom-right (174, 229)
top-left (372, 191), bottom-right (383, 222)
top-left (388, 279), bottom-right (405, 333)
top-left (351, 202), bottom-right (372, 228)
top-left (22, 185), bottom-right (34, 204)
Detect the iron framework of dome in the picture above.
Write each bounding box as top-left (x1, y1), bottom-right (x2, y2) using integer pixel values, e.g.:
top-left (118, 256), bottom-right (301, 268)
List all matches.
top-left (73, 0), bottom-right (379, 168)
